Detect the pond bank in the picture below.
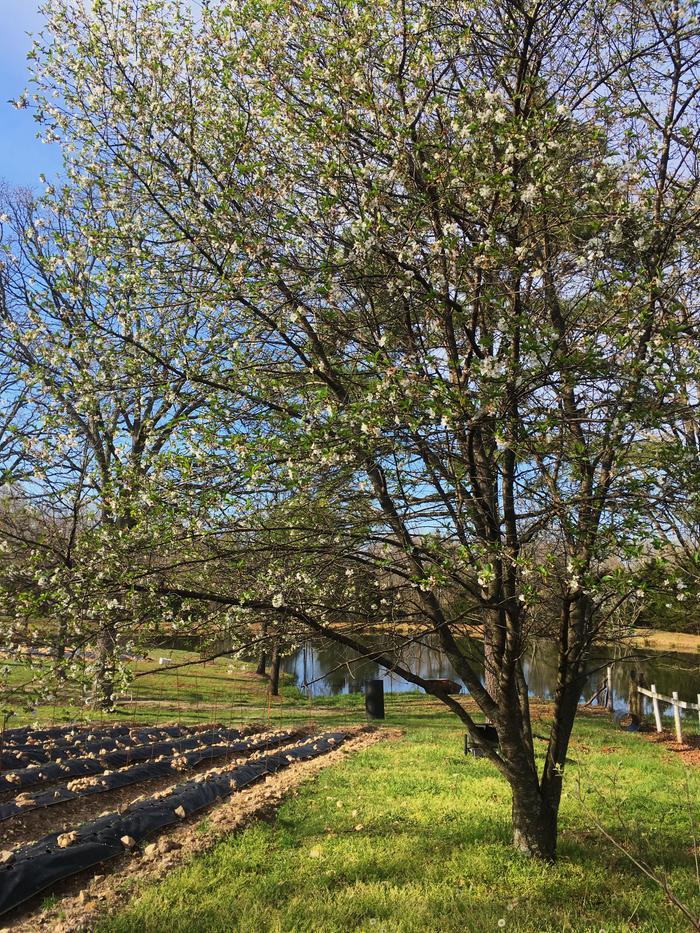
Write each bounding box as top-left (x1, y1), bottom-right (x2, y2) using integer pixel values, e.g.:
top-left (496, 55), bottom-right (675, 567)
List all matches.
top-left (631, 628), bottom-right (700, 654)
top-left (323, 623), bottom-right (700, 655)
top-left (379, 624), bottom-right (700, 655)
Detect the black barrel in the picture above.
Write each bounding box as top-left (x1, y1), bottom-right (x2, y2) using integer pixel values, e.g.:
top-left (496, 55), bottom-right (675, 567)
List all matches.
top-left (365, 679), bottom-right (385, 720)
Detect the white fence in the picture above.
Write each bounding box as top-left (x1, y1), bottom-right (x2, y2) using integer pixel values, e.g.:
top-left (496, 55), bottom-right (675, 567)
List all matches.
top-left (638, 684), bottom-right (700, 743)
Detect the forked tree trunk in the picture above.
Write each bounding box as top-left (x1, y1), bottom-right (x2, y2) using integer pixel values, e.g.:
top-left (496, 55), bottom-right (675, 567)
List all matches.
top-left (511, 599), bottom-right (588, 860)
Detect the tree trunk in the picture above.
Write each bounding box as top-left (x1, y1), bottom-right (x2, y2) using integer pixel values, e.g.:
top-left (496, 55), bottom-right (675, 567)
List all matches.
top-left (483, 630), bottom-right (499, 699)
top-left (627, 668), bottom-right (646, 719)
top-left (511, 780), bottom-right (557, 860)
top-left (52, 618), bottom-right (68, 681)
top-left (256, 619), bottom-right (268, 676)
top-left (269, 641), bottom-right (281, 696)
top-left (483, 603), bottom-right (503, 702)
top-left (91, 623), bottom-right (117, 710)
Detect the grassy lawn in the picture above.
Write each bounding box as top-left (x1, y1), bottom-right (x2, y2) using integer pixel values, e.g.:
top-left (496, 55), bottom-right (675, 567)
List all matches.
top-left (93, 702), bottom-right (700, 933)
top-left (3, 651), bottom-right (699, 930)
top-left (1, 649), bottom-right (315, 729)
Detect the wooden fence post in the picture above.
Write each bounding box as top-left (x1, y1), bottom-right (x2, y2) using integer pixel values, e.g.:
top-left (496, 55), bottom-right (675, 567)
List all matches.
top-left (672, 691), bottom-right (683, 743)
top-left (651, 684), bottom-right (662, 732)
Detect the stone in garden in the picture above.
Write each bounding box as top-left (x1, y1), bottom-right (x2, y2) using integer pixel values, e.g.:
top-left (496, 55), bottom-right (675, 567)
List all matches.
top-left (57, 832), bottom-right (78, 847)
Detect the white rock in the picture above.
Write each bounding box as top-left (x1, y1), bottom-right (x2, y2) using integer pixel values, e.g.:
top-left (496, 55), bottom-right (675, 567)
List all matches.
top-left (57, 832), bottom-right (78, 848)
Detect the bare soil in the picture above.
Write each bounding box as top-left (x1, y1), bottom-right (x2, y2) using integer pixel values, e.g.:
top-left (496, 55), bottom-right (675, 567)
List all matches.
top-left (0, 728), bottom-right (303, 851)
top-left (641, 728), bottom-right (700, 766)
top-left (0, 725), bottom-right (395, 933)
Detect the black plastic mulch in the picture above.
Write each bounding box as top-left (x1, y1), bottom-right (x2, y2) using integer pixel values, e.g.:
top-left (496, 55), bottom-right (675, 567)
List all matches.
top-left (0, 729), bottom-right (300, 821)
top-left (1, 724), bottom-right (113, 744)
top-left (0, 731), bottom-right (349, 917)
top-left (0, 724), bottom-right (211, 768)
top-left (0, 728), bottom-right (248, 794)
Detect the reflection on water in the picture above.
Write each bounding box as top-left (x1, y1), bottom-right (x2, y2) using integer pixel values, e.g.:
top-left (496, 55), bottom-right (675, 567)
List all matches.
top-left (283, 636), bottom-right (700, 718)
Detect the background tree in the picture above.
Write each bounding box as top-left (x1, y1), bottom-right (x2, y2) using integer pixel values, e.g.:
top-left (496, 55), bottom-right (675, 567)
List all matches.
top-left (0, 187), bottom-right (215, 707)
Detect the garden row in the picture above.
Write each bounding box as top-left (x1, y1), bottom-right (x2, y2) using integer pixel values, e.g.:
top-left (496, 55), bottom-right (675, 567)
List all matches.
top-left (0, 728), bottom-right (299, 820)
top-left (0, 723), bottom-right (350, 917)
top-left (0, 725), bottom-right (279, 795)
top-left (0, 722), bottom-right (220, 769)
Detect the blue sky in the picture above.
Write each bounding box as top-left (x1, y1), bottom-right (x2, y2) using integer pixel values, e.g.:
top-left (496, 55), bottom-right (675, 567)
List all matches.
top-left (0, 2), bottom-right (61, 189)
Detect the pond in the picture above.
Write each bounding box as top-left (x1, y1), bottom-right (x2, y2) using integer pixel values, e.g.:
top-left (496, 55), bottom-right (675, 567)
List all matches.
top-left (283, 635), bottom-right (700, 721)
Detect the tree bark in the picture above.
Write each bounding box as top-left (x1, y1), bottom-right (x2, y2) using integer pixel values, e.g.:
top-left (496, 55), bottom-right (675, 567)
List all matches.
top-left (483, 626), bottom-right (499, 700)
top-left (256, 619), bottom-right (268, 676)
top-left (511, 780), bottom-right (557, 860)
top-left (91, 622), bottom-right (117, 710)
top-left (269, 641), bottom-right (281, 696)
top-left (483, 601), bottom-right (504, 706)
top-left (52, 618), bottom-right (68, 681)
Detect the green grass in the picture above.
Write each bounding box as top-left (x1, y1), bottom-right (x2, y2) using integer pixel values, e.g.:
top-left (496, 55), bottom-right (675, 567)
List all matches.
top-left (0, 648), bottom-right (438, 733)
top-left (4, 651), bottom-right (699, 930)
top-left (94, 703), bottom-right (700, 933)
top-left (0, 649), bottom-right (316, 728)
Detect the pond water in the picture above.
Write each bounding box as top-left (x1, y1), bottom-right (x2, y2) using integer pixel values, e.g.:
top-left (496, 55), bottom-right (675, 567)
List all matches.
top-left (283, 635), bottom-right (700, 720)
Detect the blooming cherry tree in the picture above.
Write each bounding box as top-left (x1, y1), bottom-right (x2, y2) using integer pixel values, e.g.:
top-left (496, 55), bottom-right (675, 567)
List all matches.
top-left (4, 0), bottom-right (698, 858)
